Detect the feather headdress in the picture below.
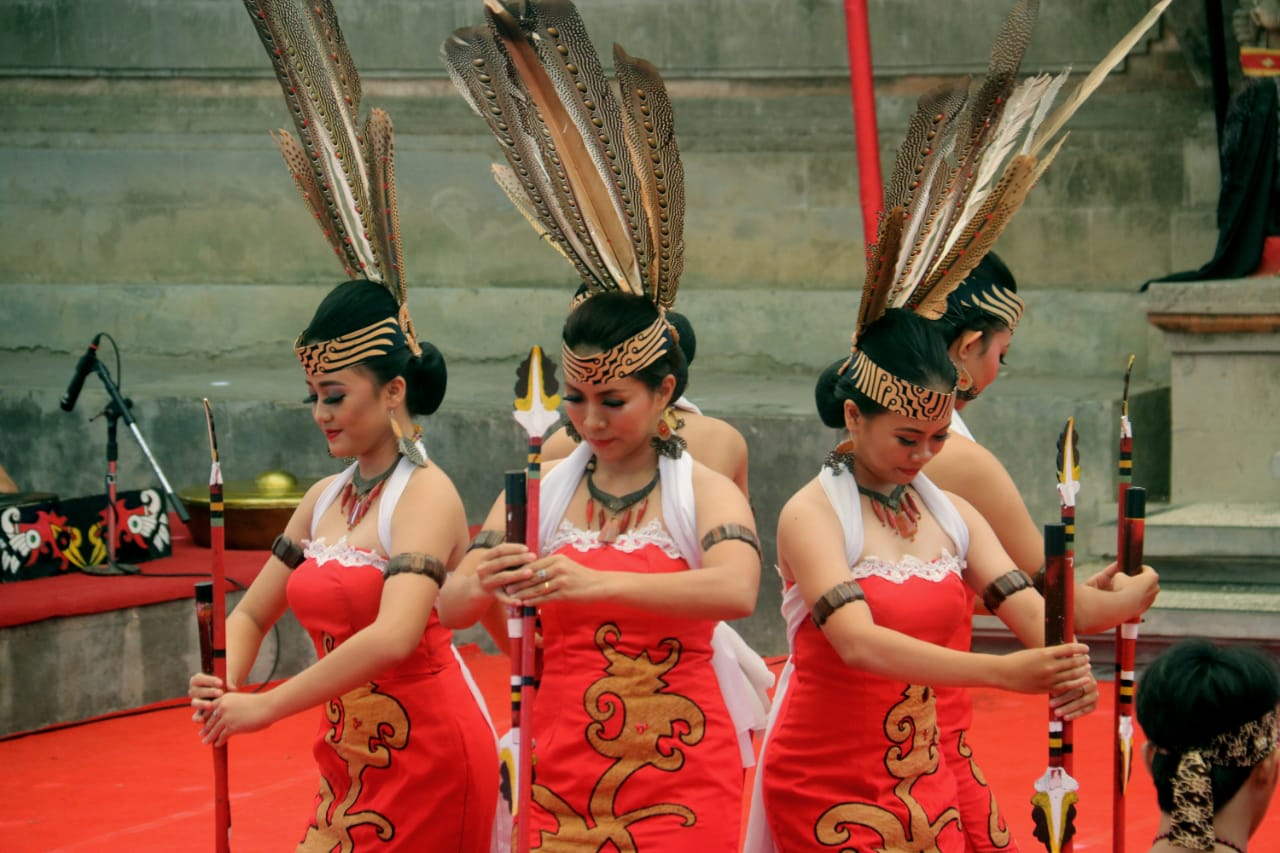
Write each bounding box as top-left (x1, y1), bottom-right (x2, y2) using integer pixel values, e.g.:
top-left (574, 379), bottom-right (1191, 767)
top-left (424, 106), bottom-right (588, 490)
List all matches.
top-left (243, 0), bottom-right (423, 370)
top-left (444, 0), bottom-right (685, 384)
top-left (854, 0), bottom-right (1174, 347)
top-left (445, 0), bottom-right (684, 309)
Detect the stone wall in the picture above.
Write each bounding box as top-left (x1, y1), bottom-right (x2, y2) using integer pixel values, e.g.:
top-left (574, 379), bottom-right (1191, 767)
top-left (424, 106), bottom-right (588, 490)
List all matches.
top-left (0, 0), bottom-right (1216, 298)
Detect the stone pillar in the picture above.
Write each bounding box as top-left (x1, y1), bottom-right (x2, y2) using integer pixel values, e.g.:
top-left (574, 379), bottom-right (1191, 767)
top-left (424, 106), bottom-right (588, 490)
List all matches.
top-left (1146, 278), bottom-right (1280, 503)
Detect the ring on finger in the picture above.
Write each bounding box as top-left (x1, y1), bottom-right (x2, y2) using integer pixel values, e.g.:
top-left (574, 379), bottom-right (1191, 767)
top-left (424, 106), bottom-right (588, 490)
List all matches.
top-left (536, 568), bottom-right (548, 581)
top-left (543, 580), bottom-right (550, 593)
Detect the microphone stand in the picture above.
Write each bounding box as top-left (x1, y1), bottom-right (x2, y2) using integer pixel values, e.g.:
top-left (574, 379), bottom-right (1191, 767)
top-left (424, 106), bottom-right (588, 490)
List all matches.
top-left (82, 357), bottom-right (189, 575)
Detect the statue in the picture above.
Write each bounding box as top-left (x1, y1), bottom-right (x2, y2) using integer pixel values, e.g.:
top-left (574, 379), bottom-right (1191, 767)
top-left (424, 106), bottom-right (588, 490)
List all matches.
top-left (1153, 0), bottom-right (1280, 283)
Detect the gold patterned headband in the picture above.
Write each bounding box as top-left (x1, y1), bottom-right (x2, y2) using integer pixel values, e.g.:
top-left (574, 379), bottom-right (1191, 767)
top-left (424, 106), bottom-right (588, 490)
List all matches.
top-left (841, 349), bottom-right (956, 422)
top-left (562, 315), bottom-right (673, 386)
top-left (1156, 709), bottom-right (1279, 851)
top-left (960, 285), bottom-right (1025, 331)
top-left (295, 316), bottom-right (407, 375)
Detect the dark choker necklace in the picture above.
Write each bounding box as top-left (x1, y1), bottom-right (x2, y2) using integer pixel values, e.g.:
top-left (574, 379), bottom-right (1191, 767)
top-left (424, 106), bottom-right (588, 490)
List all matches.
top-left (585, 457), bottom-right (659, 544)
top-left (857, 482), bottom-right (921, 541)
top-left (1152, 832), bottom-right (1244, 852)
top-left (339, 456), bottom-right (401, 529)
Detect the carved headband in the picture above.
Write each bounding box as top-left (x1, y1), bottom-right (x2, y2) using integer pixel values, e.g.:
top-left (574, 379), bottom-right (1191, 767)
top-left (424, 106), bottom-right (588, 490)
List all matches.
top-left (841, 349), bottom-right (956, 422)
top-left (561, 314), bottom-right (673, 386)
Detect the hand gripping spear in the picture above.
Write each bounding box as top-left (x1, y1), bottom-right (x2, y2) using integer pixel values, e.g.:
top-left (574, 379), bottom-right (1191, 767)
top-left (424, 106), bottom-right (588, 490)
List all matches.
top-left (195, 399), bottom-right (231, 853)
top-left (1031, 522), bottom-right (1079, 853)
top-left (1112, 359), bottom-right (1146, 852)
top-left (509, 346), bottom-right (562, 851)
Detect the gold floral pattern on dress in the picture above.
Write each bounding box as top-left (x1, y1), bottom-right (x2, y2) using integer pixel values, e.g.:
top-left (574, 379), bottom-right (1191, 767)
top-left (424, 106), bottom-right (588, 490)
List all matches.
top-left (815, 685), bottom-right (961, 851)
top-left (297, 633), bottom-right (411, 852)
top-left (532, 623), bottom-right (705, 851)
top-left (956, 730), bottom-right (1011, 849)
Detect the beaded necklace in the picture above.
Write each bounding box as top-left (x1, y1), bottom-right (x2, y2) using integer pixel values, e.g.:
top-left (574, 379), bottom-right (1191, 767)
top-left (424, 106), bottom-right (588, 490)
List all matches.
top-left (338, 456), bottom-right (400, 528)
top-left (584, 457), bottom-right (659, 544)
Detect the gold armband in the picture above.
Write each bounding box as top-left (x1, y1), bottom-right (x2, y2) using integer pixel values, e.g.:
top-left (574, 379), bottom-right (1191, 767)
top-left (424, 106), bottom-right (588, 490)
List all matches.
top-left (811, 580), bottom-right (866, 629)
top-left (466, 529), bottom-right (505, 553)
top-left (385, 553), bottom-right (447, 587)
top-left (700, 523), bottom-right (762, 559)
top-left (981, 569), bottom-right (1034, 613)
top-left (271, 534), bottom-right (304, 569)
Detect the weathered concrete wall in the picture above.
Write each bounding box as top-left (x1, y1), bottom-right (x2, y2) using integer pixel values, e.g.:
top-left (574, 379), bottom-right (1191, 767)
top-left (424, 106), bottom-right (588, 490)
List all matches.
top-left (0, 0), bottom-right (1216, 293)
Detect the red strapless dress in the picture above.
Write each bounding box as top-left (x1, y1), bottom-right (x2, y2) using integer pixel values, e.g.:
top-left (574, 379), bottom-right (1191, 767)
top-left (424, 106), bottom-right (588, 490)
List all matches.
top-left (935, 585), bottom-right (1017, 851)
top-left (287, 540), bottom-right (497, 852)
top-left (761, 553), bottom-right (970, 852)
top-left (527, 521), bottom-right (742, 852)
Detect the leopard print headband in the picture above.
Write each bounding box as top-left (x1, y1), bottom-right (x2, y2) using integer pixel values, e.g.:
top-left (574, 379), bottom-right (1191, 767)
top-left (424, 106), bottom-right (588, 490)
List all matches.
top-left (1155, 709), bottom-right (1278, 850)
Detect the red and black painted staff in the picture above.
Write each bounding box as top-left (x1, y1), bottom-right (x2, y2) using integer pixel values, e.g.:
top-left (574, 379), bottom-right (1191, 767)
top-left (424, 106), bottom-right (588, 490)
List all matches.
top-left (509, 346), bottom-right (562, 851)
top-left (503, 468), bottom-right (529, 846)
top-left (1031, 521), bottom-right (1079, 853)
top-left (1054, 416), bottom-right (1081, 781)
top-left (1112, 484), bottom-right (1147, 852)
top-left (198, 399), bottom-right (231, 853)
top-left (1111, 354), bottom-right (1134, 851)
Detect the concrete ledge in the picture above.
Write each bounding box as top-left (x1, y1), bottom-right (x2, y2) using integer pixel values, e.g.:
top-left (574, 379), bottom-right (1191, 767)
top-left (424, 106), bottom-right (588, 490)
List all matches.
top-left (0, 591), bottom-right (314, 736)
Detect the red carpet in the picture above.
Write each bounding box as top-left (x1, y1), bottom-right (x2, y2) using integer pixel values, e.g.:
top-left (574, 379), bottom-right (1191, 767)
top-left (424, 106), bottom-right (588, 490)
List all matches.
top-left (4, 649), bottom-right (1276, 852)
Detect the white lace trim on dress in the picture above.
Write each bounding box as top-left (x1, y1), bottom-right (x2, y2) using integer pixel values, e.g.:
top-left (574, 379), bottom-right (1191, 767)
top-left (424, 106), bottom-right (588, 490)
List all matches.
top-left (850, 550), bottom-right (964, 585)
top-left (303, 537), bottom-right (388, 572)
top-left (543, 519), bottom-right (682, 560)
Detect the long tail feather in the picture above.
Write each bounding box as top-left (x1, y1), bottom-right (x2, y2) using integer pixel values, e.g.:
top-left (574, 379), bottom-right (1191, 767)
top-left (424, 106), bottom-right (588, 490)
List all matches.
top-left (614, 43), bottom-right (685, 309)
top-left (1027, 0), bottom-right (1174, 157)
top-left (443, 25), bottom-right (608, 289)
top-left (244, 0), bottom-right (388, 287)
top-left (857, 206), bottom-right (906, 340)
top-left (271, 129), bottom-right (354, 271)
top-left (484, 0), bottom-right (644, 293)
top-left (492, 163), bottom-right (573, 262)
top-left (855, 0), bottom-right (1172, 339)
top-left (363, 109), bottom-right (405, 303)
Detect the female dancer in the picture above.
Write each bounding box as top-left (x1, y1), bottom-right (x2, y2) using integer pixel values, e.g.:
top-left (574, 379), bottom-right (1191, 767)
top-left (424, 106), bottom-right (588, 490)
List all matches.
top-left (190, 2), bottom-right (498, 848)
top-left (190, 282), bottom-right (498, 851)
top-left (757, 308), bottom-right (1095, 851)
top-left (790, 267), bottom-right (1162, 853)
top-left (443, 6), bottom-right (768, 847)
top-left (439, 291), bottom-right (761, 850)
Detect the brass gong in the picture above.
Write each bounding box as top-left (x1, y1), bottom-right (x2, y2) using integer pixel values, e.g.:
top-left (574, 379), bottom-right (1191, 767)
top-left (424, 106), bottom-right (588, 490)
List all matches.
top-left (180, 470), bottom-right (316, 550)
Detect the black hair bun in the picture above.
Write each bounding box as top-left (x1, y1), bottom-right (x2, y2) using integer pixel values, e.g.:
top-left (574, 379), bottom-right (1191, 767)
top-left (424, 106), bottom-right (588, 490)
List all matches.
top-left (404, 342), bottom-right (447, 416)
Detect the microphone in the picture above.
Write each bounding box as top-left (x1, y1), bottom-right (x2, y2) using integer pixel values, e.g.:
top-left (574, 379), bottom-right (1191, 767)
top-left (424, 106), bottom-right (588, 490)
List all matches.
top-left (60, 334), bottom-right (103, 412)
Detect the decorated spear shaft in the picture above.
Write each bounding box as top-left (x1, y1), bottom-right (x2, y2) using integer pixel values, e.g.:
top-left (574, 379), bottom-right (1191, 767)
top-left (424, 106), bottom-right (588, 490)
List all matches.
top-left (503, 470), bottom-right (530, 849)
top-left (201, 399), bottom-right (231, 853)
top-left (1112, 485), bottom-right (1146, 852)
top-left (1031, 522), bottom-right (1079, 853)
top-left (1111, 354), bottom-right (1136, 853)
top-left (511, 346), bottom-right (562, 852)
top-left (1054, 416), bottom-right (1081, 778)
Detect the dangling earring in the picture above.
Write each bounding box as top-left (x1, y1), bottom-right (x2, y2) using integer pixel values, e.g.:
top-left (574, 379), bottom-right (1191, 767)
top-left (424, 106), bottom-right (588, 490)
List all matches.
top-left (390, 413), bottom-right (429, 468)
top-left (563, 417), bottom-right (583, 444)
top-left (954, 362), bottom-right (974, 393)
top-left (824, 438), bottom-right (857, 474)
top-left (651, 406), bottom-right (687, 459)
